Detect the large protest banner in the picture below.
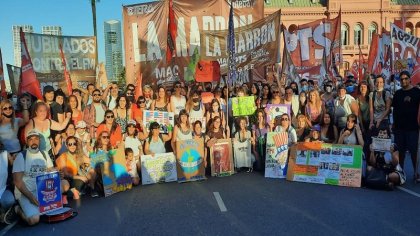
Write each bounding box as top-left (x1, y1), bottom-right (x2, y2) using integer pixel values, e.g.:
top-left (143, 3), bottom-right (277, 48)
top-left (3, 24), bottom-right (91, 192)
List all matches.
top-left (231, 96), bottom-right (256, 116)
top-left (143, 110), bottom-right (175, 133)
top-left (25, 33), bottom-right (96, 91)
top-left (367, 31), bottom-right (392, 80)
top-left (176, 139), bottom-right (206, 183)
top-left (36, 171), bottom-right (63, 214)
top-left (287, 143), bottom-right (363, 187)
top-left (265, 104), bottom-right (290, 125)
top-left (122, 0), bottom-right (264, 87)
top-left (283, 13), bottom-right (341, 82)
top-left (210, 139), bottom-right (234, 177)
top-left (141, 153), bottom-right (177, 185)
top-left (90, 148), bottom-right (132, 197)
top-left (391, 24), bottom-right (420, 85)
top-left (200, 10), bottom-right (281, 81)
top-left (265, 132), bottom-right (288, 178)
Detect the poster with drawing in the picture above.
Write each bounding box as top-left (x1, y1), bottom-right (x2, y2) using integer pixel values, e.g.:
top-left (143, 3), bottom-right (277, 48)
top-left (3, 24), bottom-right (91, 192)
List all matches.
top-left (265, 104), bottom-right (290, 126)
top-left (210, 139), bottom-right (234, 177)
top-left (176, 139), bottom-right (206, 183)
top-left (141, 153), bottom-right (177, 185)
top-left (265, 132), bottom-right (289, 178)
top-left (143, 110), bottom-right (175, 133)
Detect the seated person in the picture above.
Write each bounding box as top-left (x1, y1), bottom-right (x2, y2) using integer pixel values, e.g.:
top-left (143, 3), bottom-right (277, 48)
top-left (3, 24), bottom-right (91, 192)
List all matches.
top-left (367, 128), bottom-right (406, 188)
top-left (305, 125), bottom-right (322, 142)
top-left (0, 141), bottom-right (16, 225)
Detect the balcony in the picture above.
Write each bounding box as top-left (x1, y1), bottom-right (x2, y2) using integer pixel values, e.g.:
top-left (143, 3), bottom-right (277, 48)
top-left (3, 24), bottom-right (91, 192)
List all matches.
top-left (341, 44), bottom-right (369, 55)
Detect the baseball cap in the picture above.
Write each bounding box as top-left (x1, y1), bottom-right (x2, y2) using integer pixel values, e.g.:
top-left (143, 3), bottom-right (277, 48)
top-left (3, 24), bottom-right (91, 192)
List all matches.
top-left (26, 130), bottom-right (40, 139)
top-left (127, 120), bottom-right (136, 126)
top-left (76, 121), bottom-right (87, 129)
top-left (43, 85), bottom-right (54, 94)
top-left (311, 124), bottom-right (321, 132)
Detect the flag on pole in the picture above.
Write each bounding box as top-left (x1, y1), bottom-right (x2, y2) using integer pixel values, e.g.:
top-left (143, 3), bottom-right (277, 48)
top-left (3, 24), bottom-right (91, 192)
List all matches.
top-left (166, 0), bottom-right (177, 64)
top-left (227, 2), bottom-right (237, 87)
top-left (59, 44), bottom-right (72, 95)
top-left (19, 28), bottom-right (42, 100)
top-left (134, 73), bottom-right (143, 101)
top-left (0, 48), bottom-right (6, 99)
top-left (358, 44), bottom-right (365, 80)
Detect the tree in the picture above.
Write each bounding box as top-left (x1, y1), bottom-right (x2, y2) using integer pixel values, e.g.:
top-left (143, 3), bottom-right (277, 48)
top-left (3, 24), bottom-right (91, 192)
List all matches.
top-left (90, 0), bottom-right (99, 63)
top-left (117, 67), bottom-right (126, 88)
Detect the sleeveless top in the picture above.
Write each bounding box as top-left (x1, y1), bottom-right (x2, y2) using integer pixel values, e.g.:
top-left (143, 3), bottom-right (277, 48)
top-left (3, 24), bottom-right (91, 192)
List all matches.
top-left (189, 104), bottom-right (205, 119)
top-left (343, 129), bottom-right (358, 145)
top-left (322, 94), bottom-right (335, 116)
top-left (31, 119), bottom-right (52, 152)
top-left (207, 128), bottom-right (225, 139)
top-left (171, 96), bottom-right (186, 115)
top-left (0, 119), bottom-right (21, 153)
top-left (149, 136), bottom-right (166, 154)
top-left (154, 100), bottom-right (169, 112)
top-left (305, 104), bottom-right (322, 124)
top-left (334, 95), bottom-right (354, 129)
top-left (176, 126), bottom-right (192, 141)
top-left (115, 109), bottom-right (128, 133)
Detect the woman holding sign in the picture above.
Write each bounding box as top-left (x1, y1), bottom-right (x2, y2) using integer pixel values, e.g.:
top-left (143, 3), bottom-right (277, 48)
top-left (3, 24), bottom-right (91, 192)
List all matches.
top-left (171, 110), bottom-right (192, 155)
top-left (144, 122), bottom-right (172, 156)
top-left (272, 113), bottom-right (297, 147)
top-left (252, 109), bottom-right (269, 171)
top-left (234, 117), bottom-right (255, 172)
top-left (206, 99), bottom-right (226, 131)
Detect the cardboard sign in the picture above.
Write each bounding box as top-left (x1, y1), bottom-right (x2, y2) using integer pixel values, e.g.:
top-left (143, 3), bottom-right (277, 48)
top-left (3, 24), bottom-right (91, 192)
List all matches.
top-left (141, 153), bottom-right (177, 185)
top-left (210, 139), bottom-right (234, 177)
top-left (201, 92), bottom-right (215, 104)
top-left (231, 96), bottom-right (256, 116)
top-left (265, 132), bottom-right (289, 178)
top-left (143, 110), bottom-right (175, 133)
top-left (176, 139), bottom-right (206, 183)
top-left (36, 171), bottom-right (63, 214)
top-left (287, 143), bottom-right (363, 187)
top-left (371, 138), bottom-right (392, 152)
top-left (195, 60), bottom-right (220, 82)
top-left (265, 104), bottom-right (291, 125)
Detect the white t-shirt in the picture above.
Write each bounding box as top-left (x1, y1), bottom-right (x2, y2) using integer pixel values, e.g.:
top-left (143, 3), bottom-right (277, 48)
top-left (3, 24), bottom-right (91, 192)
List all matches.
top-left (94, 103), bottom-right (106, 124)
top-left (106, 95), bottom-right (117, 110)
top-left (0, 151), bottom-right (8, 197)
top-left (171, 95), bottom-right (186, 115)
top-left (125, 136), bottom-right (142, 157)
top-left (12, 150), bottom-right (53, 198)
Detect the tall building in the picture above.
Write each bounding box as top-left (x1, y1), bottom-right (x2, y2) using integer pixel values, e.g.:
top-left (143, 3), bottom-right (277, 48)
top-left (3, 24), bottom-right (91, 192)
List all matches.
top-left (12, 25), bottom-right (34, 66)
top-left (104, 20), bottom-right (123, 82)
top-left (265, 0), bottom-right (420, 75)
top-left (42, 26), bottom-right (62, 36)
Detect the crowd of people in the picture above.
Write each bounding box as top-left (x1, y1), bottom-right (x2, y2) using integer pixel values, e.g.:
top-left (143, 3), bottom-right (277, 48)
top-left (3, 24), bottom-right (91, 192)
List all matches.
top-left (0, 70), bottom-right (419, 226)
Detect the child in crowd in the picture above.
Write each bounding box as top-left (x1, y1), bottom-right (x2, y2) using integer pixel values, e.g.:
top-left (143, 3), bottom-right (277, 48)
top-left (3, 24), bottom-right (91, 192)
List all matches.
top-left (125, 148), bottom-right (140, 186)
top-left (75, 121), bottom-right (91, 156)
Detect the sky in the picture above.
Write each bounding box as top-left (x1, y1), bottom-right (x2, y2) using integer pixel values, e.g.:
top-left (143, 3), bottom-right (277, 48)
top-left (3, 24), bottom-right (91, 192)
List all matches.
top-left (0, 0), bottom-right (151, 86)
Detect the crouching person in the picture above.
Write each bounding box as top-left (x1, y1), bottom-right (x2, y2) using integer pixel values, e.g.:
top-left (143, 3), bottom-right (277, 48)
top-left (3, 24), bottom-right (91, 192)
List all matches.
top-left (366, 128), bottom-right (406, 189)
top-left (12, 130), bottom-right (56, 225)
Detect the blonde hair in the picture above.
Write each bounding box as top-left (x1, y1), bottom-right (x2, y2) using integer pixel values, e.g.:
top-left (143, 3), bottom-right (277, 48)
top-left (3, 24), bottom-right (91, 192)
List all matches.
top-left (0, 100), bottom-right (16, 131)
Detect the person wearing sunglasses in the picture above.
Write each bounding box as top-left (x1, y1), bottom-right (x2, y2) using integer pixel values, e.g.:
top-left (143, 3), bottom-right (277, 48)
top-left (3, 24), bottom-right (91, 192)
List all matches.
top-left (270, 85), bottom-right (283, 105)
top-left (0, 99), bottom-right (29, 155)
top-left (56, 136), bottom-right (93, 201)
top-left (132, 96), bottom-right (146, 125)
top-left (96, 110), bottom-right (123, 148)
top-left (272, 114), bottom-right (297, 147)
top-left (170, 82), bottom-right (186, 117)
top-left (144, 122), bottom-right (172, 156)
top-left (83, 89), bottom-right (108, 138)
top-left (89, 131), bottom-right (112, 197)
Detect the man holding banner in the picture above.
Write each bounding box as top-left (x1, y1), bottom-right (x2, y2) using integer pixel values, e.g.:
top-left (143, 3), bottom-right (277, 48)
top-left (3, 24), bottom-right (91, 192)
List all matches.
top-left (12, 130), bottom-right (55, 225)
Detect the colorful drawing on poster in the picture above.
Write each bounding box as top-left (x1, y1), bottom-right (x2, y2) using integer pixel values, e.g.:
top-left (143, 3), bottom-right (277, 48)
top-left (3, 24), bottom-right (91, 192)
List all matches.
top-left (100, 147), bottom-right (133, 197)
top-left (265, 132), bottom-right (289, 178)
top-left (36, 171), bottom-right (63, 214)
top-left (141, 153), bottom-right (177, 185)
top-left (231, 96), bottom-right (256, 116)
top-left (90, 150), bottom-right (110, 168)
top-left (210, 139), bottom-right (234, 177)
top-left (265, 104), bottom-right (290, 125)
top-left (143, 110), bottom-right (175, 133)
top-left (176, 139), bottom-right (206, 182)
top-left (287, 144), bottom-right (362, 187)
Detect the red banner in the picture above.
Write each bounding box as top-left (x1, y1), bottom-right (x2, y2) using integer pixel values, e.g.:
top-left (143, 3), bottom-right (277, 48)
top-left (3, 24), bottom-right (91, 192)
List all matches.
top-left (283, 13), bottom-right (341, 82)
top-left (59, 44), bottom-right (72, 95)
top-left (19, 29), bottom-right (42, 100)
top-left (0, 49), bottom-right (6, 98)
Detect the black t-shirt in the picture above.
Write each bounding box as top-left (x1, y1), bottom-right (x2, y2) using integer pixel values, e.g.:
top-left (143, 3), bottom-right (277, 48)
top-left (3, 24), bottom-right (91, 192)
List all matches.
top-left (50, 102), bottom-right (64, 122)
top-left (392, 87), bottom-right (420, 131)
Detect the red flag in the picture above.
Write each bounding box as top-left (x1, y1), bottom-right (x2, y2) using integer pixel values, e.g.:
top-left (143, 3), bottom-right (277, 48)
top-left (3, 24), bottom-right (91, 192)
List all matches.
top-left (19, 28), bottom-right (42, 100)
top-left (0, 48), bottom-right (6, 99)
top-left (134, 73), bottom-right (142, 100)
top-left (59, 44), bottom-right (72, 95)
top-left (166, 0), bottom-right (177, 64)
top-left (367, 33), bottom-right (379, 74)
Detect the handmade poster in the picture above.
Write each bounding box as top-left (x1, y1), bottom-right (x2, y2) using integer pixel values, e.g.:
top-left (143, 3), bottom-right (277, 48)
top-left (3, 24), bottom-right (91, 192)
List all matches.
top-left (287, 143), bottom-right (363, 187)
top-left (90, 150), bottom-right (110, 168)
top-left (141, 153), bottom-right (177, 185)
top-left (96, 147), bottom-right (133, 197)
top-left (36, 171), bottom-right (63, 214)
top-left (265, 104), bottom-right (291, 125)
top-left (231, 96), bottom-right (256, 116)
top-left (201, 92), bottom-right (214, 105)
top-left (176, 139), bottom-right (206, 183)
top-left (233, 139), bottom-right (252, 168)
top-left (372, 138), bottom-right (392, 152)
top-left (210, 139), bottom-right (234, 177)
top-left (189, 117), bottom-right (206, 132)
top-left (265, 132), bottom-right (289, 178)
top-left (143, 110), bottom-right (175, 133)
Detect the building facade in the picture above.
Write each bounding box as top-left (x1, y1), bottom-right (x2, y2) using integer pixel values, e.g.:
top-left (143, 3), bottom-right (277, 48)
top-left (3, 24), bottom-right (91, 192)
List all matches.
top-left (41, 26), bottom-right (62, 36)
top-left (12, 25), bottom-right (34, 66)
top-left (104, 20), bottom-right (123, 83)
top-left (265, 0), bottom-right (420, 76)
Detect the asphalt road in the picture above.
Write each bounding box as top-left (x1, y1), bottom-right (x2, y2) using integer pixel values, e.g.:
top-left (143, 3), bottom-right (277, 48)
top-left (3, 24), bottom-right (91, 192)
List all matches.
top-left (3, 159), bottom-right (420, 236)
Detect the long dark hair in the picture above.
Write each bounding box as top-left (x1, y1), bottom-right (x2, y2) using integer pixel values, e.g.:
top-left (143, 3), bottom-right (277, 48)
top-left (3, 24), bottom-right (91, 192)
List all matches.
top-left (94, 131), bottom-right (112, 152)
top-left (357, 80), bottom-right (370, 100)
top-left (177, 109), bottom-right (190, 128)
top-left (102, 110), bottom-right (118, 135)
top-left (116, 95), bottom-right (131, 109)
top-left (320, 112), bottom-right (335, 142)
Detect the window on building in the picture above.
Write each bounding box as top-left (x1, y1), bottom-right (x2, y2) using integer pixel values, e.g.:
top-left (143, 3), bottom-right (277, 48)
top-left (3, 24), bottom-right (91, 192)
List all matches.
top-left (107, 32), bottom-right (117, 44)
top-left (354, 23), bottom-right (363, 45)
top-left (368, 22), bottom-right (377, 44)
top-left (341, 24), bottom-right (349, 46)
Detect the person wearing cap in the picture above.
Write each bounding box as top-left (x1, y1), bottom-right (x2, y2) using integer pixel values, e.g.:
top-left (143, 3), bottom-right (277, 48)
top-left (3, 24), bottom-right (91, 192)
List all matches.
top-left (13, 130), bottom-right (55, 225)
top-left (334, 84), bottom-right (359, 131)
top-left (0, 140), bottom-right (16, 225)
top-left (305, 124), bottom-right (322, 142)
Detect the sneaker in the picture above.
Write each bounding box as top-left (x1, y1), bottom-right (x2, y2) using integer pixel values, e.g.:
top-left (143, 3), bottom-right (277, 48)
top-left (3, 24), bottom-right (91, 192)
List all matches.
top-left (3, 206), bottom-right (17, 225)
top-left (91, 189), bottom-right (99, 198)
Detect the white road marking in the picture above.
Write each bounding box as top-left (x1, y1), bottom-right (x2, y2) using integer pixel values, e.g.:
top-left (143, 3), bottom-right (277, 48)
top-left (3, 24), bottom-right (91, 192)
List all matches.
top-left (213, 192), bottom-right (227, 212)
top-left (397, 186), bottom-right (420, 198)
top-left (0, 220), bottom-right (17, 236)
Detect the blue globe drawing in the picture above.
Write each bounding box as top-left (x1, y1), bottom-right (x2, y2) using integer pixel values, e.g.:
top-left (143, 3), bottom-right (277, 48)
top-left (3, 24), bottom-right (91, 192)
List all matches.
top-left (111, 163), bottom-right (128, 179)
top-left (180, 149), bottom-right (201, 173)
